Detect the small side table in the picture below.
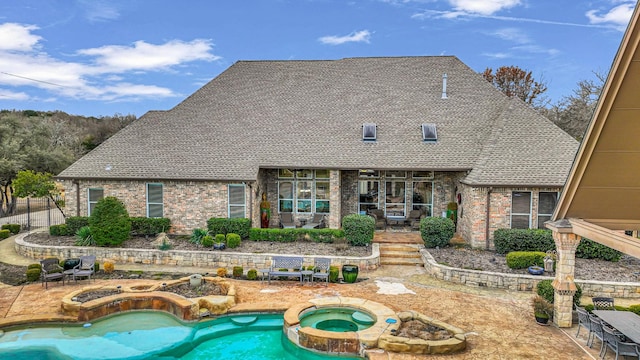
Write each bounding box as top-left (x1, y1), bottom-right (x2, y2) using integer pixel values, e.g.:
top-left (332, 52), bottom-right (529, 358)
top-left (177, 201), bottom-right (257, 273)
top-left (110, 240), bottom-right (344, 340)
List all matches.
top-left (301, 270), bottom-right (314, 284)
top-left (259, 268), bottom-right (270, 282)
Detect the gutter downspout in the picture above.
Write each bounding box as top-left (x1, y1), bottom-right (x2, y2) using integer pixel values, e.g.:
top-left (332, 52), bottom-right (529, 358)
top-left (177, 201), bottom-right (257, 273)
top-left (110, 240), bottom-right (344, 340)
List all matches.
top-left (74, 180), bottom-right (80, 217)
top-left (485, 187), bottom-right (493, 250)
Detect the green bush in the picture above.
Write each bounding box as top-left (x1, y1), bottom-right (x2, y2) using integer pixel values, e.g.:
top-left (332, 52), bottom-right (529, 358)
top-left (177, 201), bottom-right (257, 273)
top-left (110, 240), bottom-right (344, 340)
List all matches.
top-left (629, 304), bottom-right (640, 316)
top-left (505, 251), bottom-right (546, 269)
top-left (248, 228), bottom-right (344, 243)
top-left (130, 217), bottom-right (171, 236)
top-left (232, 266), bottom-right (243, 278)
top-left (342, 214), bottom-right (374, 246)
top-left (49, 224), bottom-right (68, 236)
top-left (65, 216), bottom-right (90, 235)
top-left (576, 239), bottom-right (621, 262)
top-left (1, 224), bottom-right (20, 234)
top-left (27, 263), bottom-right (41, 270)
top-left (88, 196), bottom-right (131, 247)
top-left (214, 234), bottom-right (226, 246)
top-left (226, 233), bottom-right (241, 248)
top-left (74, 226), bottom-right (95, 246)
top-left (201, 235), bottom-right (214, 247)
top-left (247, 269), bottom-right (258, 280)
top-left (26, 268), bottom-right (41, 282)
top-left (420, 217), bottom-right (455, 248)
top-left (0, 229), bottom-right (10, 239)
top-left (537, 279), bottom-right (582, 308)
top-left (329, 266), bottom-right (339, 283)
top-left (206, 218), bottom-right (251, 239)
top-left (493, 229), bottom-right (555, 255)
top-left (190, 228), bottom-right (208, 245)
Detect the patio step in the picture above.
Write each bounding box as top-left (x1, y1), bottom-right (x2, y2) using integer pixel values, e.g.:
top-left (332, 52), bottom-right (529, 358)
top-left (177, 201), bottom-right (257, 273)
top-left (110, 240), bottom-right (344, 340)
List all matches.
top-left (379, 244), bottom-right (423, 266)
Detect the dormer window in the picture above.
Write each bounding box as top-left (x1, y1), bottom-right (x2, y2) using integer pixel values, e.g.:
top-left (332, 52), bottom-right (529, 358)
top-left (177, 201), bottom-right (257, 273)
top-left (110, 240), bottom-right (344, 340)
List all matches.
top-left (422, 123), bottom-right (437, 142)
top-left (363, 123), bottom-right (376, 142)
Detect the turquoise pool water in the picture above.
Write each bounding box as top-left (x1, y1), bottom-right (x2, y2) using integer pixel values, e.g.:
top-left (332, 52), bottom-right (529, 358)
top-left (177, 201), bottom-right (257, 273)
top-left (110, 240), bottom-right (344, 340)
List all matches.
top-left (0, 312), bottom-right (361, 360)
top-left (299, 307), bottom-right (375, 332)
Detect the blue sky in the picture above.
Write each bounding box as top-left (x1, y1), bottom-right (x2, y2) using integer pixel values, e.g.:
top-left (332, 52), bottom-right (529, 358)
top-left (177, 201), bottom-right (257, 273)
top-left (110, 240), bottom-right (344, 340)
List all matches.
top-left (0, 0), bottom-right (635, 117)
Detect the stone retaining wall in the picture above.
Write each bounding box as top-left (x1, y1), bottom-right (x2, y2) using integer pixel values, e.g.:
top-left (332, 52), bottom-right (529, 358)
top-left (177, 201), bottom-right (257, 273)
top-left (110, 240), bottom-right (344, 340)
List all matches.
top-left (421, 249), bottom-right (640, 299)
top-left (14, 233), bottom-right (380, 271)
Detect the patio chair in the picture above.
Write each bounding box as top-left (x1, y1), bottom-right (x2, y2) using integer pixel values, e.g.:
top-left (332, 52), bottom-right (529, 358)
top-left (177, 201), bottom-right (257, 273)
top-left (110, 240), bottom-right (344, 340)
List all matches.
top-left (280, 212), bottom-right (296, 228)
top-left (602, 324), bottom-right (640, 360)
top-left (40, 258), bottom-right (65, 289)
top-left (575, 307), bottom-right (592, 339)
top-left (312, 257), bottom-right (331, 286)
top-left (368, 209), bottom-right (386, 230)
top-left (407, 209), bottom-right (424, 230)
top-left (588, 314), bottom-right (606, 356)
top-left (592, 297), bottom-right (616, 310)
top-left (72, 255), bottom-right (96, 283)
top-left (303, 214), bottom-right (325, 229)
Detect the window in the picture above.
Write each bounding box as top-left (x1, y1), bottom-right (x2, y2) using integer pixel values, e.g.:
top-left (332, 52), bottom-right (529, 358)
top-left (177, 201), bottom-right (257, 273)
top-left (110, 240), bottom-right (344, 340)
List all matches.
top-left (358, 180), bottom-right (379, 214)
top-left (277, 169), bottom-right (331, 213)
top-left (412, 171), bottom-right (434, 180)
top-left (228, 184), bottom-right (246, 218)
top-left (363, 123), bottom-right (376, 141)
top-left (359, 169), bottom-right (380, 178)
top-left (385, 171), bottom-right (406, 179)
top-left (537, 192), bottom-right (558, 229)
top-left (386, 181), bottom-right (406, 217)
top-left (278, 182), bottom-right (294, 212)
top-left (87, 188), bottom-right (103, 216)
top-left (146, 183), bottom-right (163, 218)
top-left (511, 191), bottom-right (532, 229)
top-left (412, 182), bottom-right (433, 217)
top-left (422, 123), bottom-right (437, 142)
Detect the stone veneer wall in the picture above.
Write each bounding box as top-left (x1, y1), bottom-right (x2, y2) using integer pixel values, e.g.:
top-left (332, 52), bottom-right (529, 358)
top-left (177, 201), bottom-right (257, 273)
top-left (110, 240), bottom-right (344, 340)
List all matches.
top-left (15, 232), bottom-right (380, 271)
top-left (421, 249), bottom-right (640, 298)
top-left (60, 179), bottom-right (254, 235)
top-left (456, 185), bottom-right (563, 249)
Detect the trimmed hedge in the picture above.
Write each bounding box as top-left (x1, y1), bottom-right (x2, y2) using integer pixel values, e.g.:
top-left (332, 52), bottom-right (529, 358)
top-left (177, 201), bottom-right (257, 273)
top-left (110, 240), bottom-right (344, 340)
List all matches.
top-left (89, 196), bottom-right (131, 247)
top-left (248, 228), bottom-right (344, 243)
top-left (130, 217), bottom-right (171, 236)
top-left (576, 239), bottom-right (621, 262)
top-left (1, 223), bottom-right (20, 234)
top-left (0, 229), bottom-right (10, 239)
top-left (49, 224), bottom-right (68, 236)
top-left (505, 251), bottom-right (546, 269)
top-left (66, 216), bottom-right (90, 235)
top-left (537, 279), bottom-right (582, 308)
top-left (420, 217), bottom-right (455, 248)
top-left (342, 214), bottom-right (375, 246)
top-left (214, 234), bottom-right (226, 245)
top-left (493, 229), bottom-right (555, 254)
top-left (207, 218), bottom-right (251, 239)
top-left (247, 269), bottom-right (258, 280)
top-left (226, 233), bottom-right (241, 248)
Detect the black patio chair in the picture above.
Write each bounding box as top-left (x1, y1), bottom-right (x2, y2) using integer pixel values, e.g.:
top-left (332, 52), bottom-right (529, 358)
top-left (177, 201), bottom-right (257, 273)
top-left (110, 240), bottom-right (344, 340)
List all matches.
top-left (592, 297), bottom-right (615, 310)
top-left (575, 307), bottom-right (592, 339)
top-left (40, 258), bottom-right (65, 289)
top-left (588, 314), bottom-right (606, 356)
top-left (602, 324), bottom-right (640, 360)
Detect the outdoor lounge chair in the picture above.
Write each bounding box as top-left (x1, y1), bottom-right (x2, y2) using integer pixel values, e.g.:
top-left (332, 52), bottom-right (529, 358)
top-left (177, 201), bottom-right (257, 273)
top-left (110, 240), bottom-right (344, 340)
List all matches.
top-left (407, 209), bottom-right (424, 230)
top-left (40, 258), bottom-right (65, 289)
top-left (280, 212), bottom-right (296, 228)
top-left (303, 214), bottom-right (325, 229)
top-left (312, 257), bottom-right (331, 286)
top-left (368, 209), bottom-right (386, 230)
top-left (72, 255), bottom-right (95, 283)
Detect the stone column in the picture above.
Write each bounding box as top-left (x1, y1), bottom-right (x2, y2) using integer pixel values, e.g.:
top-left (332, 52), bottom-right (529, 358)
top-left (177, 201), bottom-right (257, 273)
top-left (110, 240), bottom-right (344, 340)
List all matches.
top-left (548, 220), bottom-right (581, 328)
top-left (329, 170), bottom-right (341, 229)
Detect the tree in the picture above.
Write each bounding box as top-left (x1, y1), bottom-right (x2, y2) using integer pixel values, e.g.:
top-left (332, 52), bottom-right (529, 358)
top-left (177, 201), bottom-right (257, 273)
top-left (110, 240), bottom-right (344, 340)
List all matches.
top-left (482, 66), bottom-right (547, 105)
top-left (89, 196), bottom-right (131, 247)
top-left (12, 170), bottom-right (65, 216)
top-left (539, 72), bottom-right (605, 141)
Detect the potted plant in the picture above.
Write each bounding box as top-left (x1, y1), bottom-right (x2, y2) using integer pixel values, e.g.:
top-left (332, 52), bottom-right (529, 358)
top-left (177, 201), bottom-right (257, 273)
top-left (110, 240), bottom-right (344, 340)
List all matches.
top-left (531, 295), bottom-right (553, 325)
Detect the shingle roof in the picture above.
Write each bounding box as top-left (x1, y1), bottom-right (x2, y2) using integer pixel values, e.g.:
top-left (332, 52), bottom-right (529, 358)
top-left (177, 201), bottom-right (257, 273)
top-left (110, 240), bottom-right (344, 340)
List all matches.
top-left (57, 56), bottom-right (579, 186)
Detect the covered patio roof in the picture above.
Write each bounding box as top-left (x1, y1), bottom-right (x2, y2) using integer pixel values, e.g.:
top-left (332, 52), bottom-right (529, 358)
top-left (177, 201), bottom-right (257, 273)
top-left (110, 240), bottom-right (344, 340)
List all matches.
top-left (552, 3), bottom-right (640, 258)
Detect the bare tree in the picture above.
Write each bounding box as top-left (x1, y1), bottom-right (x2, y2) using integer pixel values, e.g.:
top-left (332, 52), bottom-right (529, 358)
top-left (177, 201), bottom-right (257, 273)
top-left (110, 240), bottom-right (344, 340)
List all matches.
top-left (482, 65), bottom-right (548, 105)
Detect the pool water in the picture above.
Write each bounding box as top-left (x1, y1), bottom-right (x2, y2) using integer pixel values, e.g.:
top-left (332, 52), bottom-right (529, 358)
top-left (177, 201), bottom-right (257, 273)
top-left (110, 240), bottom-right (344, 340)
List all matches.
top-left (0, 312), bottom-right (361, 360)
top-left (299, 307), bottom-right (375, 332)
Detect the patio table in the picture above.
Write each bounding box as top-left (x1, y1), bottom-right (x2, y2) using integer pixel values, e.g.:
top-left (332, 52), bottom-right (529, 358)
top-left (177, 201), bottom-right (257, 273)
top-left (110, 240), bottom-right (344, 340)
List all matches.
top-left (593, 310), bottom-right (640, 344)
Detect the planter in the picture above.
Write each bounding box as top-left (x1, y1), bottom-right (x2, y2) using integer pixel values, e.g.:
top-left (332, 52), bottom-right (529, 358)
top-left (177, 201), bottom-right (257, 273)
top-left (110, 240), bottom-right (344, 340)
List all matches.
top-left (342, 265), bottom-right (359, 283)
top-left (528, 266), bottom-right (544, 275)
top-left (534, 314), bottom-right (550, 326)
top-left (63, 258), bottom-right (80, 271)
top-left (213, 243), bottom-right (226, 250)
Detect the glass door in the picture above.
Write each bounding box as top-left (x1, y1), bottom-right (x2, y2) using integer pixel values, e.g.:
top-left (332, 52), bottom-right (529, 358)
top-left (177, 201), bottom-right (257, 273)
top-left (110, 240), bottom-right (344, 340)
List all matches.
top-left (385, 181), bottom-right (406, 217)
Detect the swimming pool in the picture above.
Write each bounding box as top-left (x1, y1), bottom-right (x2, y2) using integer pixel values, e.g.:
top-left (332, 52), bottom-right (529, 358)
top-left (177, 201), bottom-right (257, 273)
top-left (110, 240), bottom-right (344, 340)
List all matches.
top-left (0, 312), bottom-right (362, 359)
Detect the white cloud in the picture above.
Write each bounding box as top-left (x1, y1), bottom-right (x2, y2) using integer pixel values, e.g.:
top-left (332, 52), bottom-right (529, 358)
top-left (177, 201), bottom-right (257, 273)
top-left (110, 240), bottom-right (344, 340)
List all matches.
top-left (79, 0), bottom-right (121, 22)
top-left (0, 23), bottom-right (221, 102)
top-left (448, 0), bottom-right (521, 16)
top-left (487, 28), bottom-right (530, 44)
top-left (0, 23), bottom-right (42, 51)
top-left (78, 39), bottom-right (220, 73)
top-left (586, 2), bottom-right (634, 30)
top-left (319, 30), bottom-right (371, 45)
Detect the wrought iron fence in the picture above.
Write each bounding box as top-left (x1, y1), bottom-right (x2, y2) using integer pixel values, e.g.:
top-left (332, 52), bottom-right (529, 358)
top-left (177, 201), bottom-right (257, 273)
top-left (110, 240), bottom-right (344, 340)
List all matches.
top-left (0, 197), bottom-right (66, 231)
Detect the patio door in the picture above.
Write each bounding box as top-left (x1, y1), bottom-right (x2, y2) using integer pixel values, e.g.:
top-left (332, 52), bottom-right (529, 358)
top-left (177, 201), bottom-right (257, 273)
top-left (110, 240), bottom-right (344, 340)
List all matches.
top-left (385, 181), bottom-right (406, 217)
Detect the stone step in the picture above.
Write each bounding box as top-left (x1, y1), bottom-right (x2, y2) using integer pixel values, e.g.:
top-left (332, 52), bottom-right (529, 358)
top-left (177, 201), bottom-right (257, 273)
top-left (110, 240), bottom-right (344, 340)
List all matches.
top-left (379, 257), bottom-right (424, 266)
top-left (378, 250), bottom-right (422, 259)
top-left (379, 244), bottom-right (422, 252)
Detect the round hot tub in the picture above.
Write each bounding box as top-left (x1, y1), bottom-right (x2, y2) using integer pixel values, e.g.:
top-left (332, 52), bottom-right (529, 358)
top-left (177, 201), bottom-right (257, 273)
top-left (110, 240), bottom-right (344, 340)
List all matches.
top-left (299, 306), bottom-right (375, 332)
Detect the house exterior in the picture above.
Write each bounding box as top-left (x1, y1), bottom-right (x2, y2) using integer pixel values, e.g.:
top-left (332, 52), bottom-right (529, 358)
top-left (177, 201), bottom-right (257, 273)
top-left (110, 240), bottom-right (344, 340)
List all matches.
top-left (56, 56), bottom-right (578, 248)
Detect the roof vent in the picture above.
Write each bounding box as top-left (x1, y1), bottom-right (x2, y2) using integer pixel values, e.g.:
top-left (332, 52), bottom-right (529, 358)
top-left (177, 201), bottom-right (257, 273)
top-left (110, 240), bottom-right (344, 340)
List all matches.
top-left (441, 73), bottom-right (448, 99)
top-left (363, 123), bottom-right (376, 142)
top-left (422, 123), bottom-right (437, 142)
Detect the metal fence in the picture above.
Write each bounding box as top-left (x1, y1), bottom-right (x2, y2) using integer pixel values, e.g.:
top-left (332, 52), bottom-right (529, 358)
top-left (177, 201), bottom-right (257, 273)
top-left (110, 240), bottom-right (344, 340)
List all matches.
top-left (0, 197), bottom-right (66, 231)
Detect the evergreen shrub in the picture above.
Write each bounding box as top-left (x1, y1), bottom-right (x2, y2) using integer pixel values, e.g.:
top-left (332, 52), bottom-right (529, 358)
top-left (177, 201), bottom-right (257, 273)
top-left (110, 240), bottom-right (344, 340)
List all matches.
top-left (0, 229), bottom-right (10, 239)
top-left (65, 216), bottom-right (90, 235)
top-left (493, 229), bottom-right (555, 254)
top-left (342, 214), bottom-right (374, 246)
top-left (226, 233), bottom-right (241, 248)
top-left (247, 269), bottom-right (258, 280)
top-left (1, 224), bottom-right (20, 234)
top-left (130, 217), bottom-right (171, 236)
top-left (88, 196), bottom-right (131, 247)
top-left (206, 218), bottom-right (251, 239)
top-left (576, 239), bottom-right (621, 262)
top-left (505, 251), bottom-right (546, 269)
top-left (420, 217), bottom-right (455, 248)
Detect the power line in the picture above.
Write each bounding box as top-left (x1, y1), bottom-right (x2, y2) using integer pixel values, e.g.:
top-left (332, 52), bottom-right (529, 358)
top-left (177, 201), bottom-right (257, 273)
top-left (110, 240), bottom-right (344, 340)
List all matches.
top-left (0, 71), bottom-right (69, 88)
